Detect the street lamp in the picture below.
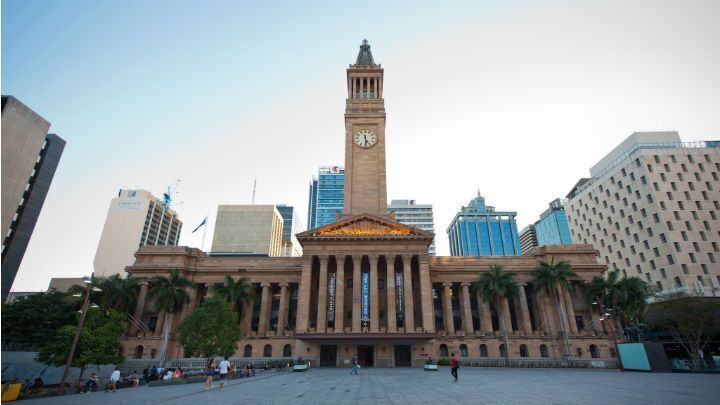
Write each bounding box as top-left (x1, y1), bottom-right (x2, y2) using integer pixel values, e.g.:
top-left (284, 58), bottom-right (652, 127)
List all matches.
top-left (592, 295), bottom-right (624, 372)
top-left (57, 274), bottom-right (101, 395)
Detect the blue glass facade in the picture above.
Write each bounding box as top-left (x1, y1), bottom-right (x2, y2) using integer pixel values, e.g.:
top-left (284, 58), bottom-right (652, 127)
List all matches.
top-left (276, 205), bottom-right (300, 241)
top-left (535, 203), bottom-right (572, 247)
top-left (307, 166), bottom-right (345, 229)
top-left (447, 193), bottom-right (521, 256)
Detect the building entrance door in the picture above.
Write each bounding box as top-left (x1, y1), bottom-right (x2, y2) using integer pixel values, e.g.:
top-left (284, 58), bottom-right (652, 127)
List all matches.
top-left (357, 345), bottom-right (374, 367)
top-left (320, 345), bottom-right (338, 367)
top-left (394, 345), bottom-right (412, 367)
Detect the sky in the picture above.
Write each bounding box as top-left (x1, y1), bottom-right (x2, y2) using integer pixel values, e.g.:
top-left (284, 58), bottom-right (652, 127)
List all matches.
top-left (3, 0), bottom-right (719, 292)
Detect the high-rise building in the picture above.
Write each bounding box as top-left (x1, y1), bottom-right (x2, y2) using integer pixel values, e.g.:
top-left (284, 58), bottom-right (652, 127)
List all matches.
top-left (535, 199), bottom-right (573, 247)
top-left (388, 199), bottom-right (436, 255)
top-left (1, 96), bottom-right (66, 298)
top-left (307, 166), bottom-right (344, 229)
top-left (519, 224), bottom-right (537, 255)
top-left (447, 192), bottom-right (521, 256)
top-left (210, 205), bottom-right (283, 256)
top-left (276, 205), bottom-right (303, 257)
top-left (566, 131), bottom-right (720, 296)
top-left (94, 189), bottom-right (182, 278)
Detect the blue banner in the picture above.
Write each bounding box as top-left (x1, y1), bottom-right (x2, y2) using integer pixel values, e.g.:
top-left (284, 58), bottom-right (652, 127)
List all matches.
top-left (327, 272), bottom-right (336, 322)
top-left (361, 272), bottom-right (370, 319)
top-left (396, 271), bottom-right (404, 321)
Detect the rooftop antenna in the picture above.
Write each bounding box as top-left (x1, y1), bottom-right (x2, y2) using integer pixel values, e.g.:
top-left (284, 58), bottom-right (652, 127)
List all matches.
top-left (251, 179), bottom-right (257, 205)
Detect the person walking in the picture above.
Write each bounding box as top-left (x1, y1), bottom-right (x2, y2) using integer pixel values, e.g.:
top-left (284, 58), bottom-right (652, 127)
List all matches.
top-left (142, 366), bottom-right (150, 385)
top-left (204, 361), bottom-right (216, 390)
top-left (150, 364), bottom-right (158, 382)
top-left (218, 357), bottom-right (231, 391)
top-left (450, 353), bottom-right (459, 382)
top-left (107, 367), bottom-right (121, 393)
top-left (351, 355), bottom-right (359, 375)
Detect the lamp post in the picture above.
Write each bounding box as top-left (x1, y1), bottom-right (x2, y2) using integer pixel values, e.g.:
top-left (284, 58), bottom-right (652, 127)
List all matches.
top-left (57, 274), bottom-right (101, 395)
top-left (592, 295), bottom-right (624, 372)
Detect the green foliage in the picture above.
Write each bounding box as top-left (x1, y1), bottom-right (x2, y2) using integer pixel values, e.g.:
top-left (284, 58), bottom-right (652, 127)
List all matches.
top-left (1, 291), bottom-right (78, 350)
top-left (212, 275), bottom-right (255, 312)
top-left (96, 275), bottom-right (141, 314)
top-left (584, 270), bottom-right (652, 330)
top-left (531, 259), bottom-right (577, 297)
top-left (178, 296), bottom-right (242, 363)
top-left (36, 309), bottom-right (125, 370)
top-left (646, 294), bottom-right (720, 362)
top-left (437, 358), bottom-right (451, 366)
top-left (149, 270), bottom-right (191, 314)
top-left (474, 265), bottom-right (520, 304)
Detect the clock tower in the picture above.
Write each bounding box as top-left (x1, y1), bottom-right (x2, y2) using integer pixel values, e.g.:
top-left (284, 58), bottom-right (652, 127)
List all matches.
top-left (343, 40), bottom-right (388, 216)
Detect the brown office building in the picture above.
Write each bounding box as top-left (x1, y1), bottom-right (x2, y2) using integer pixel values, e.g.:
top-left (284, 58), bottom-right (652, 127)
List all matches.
top-left (121, 41), bottom-right (617, 368)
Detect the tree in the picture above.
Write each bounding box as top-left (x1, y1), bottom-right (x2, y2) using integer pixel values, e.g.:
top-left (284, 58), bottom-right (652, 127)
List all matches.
top-left (531, 259), bottom-right (578, 357)
top-left (1, 291), bottom-right (78, 351)
top-left (149, 269), bottom-right (191, 365)
top-left (474, 264), bottom-right (519, 365)
top-left (584, 271), bottom-right (652, 339)
top-left (212, 275), bottom-right (255, 323)
top-left (36, 309), bottom-right (125, 383)
top-left (646, 294), bottom-right (720, 366)
top-left (178, 296), bottom-right (242, 367)
top-left (96, 275), bottom-right (141, 314)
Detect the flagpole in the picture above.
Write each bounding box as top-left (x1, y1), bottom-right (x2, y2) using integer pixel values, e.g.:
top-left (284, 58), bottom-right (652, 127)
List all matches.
top-left (201, 212), bottom-right (208, 251)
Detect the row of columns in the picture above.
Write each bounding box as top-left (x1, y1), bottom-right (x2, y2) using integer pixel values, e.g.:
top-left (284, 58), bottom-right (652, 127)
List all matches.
top-left (240, 282), bottom-right (291, 336)
top-left (349, 76), bottom-right (382, 99)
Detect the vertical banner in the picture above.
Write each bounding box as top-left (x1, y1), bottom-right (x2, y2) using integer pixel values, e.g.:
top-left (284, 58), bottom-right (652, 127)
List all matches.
top-left (327, 272), bottom-right (336, 322)
top-left (396, 271), bottom-right (404, 321)
top-left (361, 272), bottom-right (370, 319)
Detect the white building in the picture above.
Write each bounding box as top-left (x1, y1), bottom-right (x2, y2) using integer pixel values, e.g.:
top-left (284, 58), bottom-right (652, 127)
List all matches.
top-left (566, 132), bottom-right (720, 297)
top-left (94, 189), bottom-right (182, 278)
top-left (210, 205), bottom-right (284, 256)
top-left (388, 199), bottom-right (437, 255)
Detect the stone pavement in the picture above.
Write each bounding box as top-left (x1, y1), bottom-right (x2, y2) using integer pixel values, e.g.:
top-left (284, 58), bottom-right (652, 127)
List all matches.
top-left (21, 367), bottom-right (720, 404)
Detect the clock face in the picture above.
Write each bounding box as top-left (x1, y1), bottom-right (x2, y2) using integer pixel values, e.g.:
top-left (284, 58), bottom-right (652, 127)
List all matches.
top-left (354, 129), bottom-right (377, 148)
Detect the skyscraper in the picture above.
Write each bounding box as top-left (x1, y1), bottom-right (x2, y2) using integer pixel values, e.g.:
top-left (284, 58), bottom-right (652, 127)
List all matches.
top-left (447, 192), bottom-right (521, 256)
top-left (94, 189), bottom-right (182, 278)
top-left (519, 224), bottom-right (537, 255)
top-left (388, 199), bottom-right (436, 255)
top-left (1, 96), bottom-right (66, 298)
top-left (535, 199), bottom-right (573, 246)
top-left (210, 205), bottom-right (283, 256)
top-left (276, 204), bottom-right (303, 257)
top-left (307, 166), bottom-right (345, 229)
top-left (566, 131), bottom-right (720, 296)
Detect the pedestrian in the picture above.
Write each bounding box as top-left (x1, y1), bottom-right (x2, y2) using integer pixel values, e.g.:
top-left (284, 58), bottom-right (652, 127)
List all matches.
top-left (351, 355), bottom-right (359, 375)
top-left (107, 367), bottom-right (121, 393)
top-left (204, 361), bottom-right (216, 390)
top-left (130, 370), bottom-right (140, 387)
top-left (150, 364), bottom-right (158, 381)
top-left (218, 357), bottom-right (231, 391)
top-left (142, 366), bottom-right (150, 384)
top-left (450, 353), bottom-right (459, 382)
top-left (83, 373), bottom-right (98, 393)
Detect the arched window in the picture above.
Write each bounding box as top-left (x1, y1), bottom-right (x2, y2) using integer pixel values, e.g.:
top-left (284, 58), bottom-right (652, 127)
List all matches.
top-left (263, 344), bottom-right (273, 357)
top-left (283, 344), bottom-right (292, 357)
top-left (459, 344), bottom-right (468, 357)
top-left (133, 345), bottom-right (143, 359)
top-left (519, 344), bottom-right (529, 358)
top-left (244, 344), bottom-right (253, 357)
top-left (590, 345), bottom-right (599, 359)
top-left (479, 344), bottom-right (488, 357)
top-left (439, 344), bottom-right (449, 357)
top-left (150, 349), bottom-right (157, 359)
top-left (499, 344), bottom-right (506, 358)
top-left (539, 344), bottom-right (549, 358)
top-left (610, 348), bottom-right (617, 358)
top-left (576, 347), bottom-right (583, 358)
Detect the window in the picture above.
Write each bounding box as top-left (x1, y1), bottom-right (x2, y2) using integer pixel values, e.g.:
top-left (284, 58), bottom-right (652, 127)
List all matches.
top-left (661, 269), bottom-right (667, 278)
top-left (479, 344), bottom-right (488, 357)
top-left (440, 344), bottom-right (449, 357)
top-left (460, 344), bottom-right (468, 357)
top-left (244, 344), bottom-right (253, 357)
top-left (674, 277), bottom-right (682, 288)
top-left (667, 254), bottom-right (675, 265)
top-left (263, 344), bottom-right (273, 357)
top-left (520, 344), bottom-right (529, 358)
top-left (540, 344), bottom-right (549, 358)
top-left (590, 345), bottom-right (599, 359)
top-left (283, 344), bottom-right (292, 357)
top-left (499, 344), bottom-right (507, 357)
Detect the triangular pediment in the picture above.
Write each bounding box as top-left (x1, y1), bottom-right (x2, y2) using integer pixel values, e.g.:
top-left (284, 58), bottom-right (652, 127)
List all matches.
top-left (297, 213), bottom-right (434, 240)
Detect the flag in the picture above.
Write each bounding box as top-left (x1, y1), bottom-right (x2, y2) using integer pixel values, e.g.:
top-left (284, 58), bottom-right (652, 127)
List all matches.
top-left (192, 217), bottom-right (207, 233)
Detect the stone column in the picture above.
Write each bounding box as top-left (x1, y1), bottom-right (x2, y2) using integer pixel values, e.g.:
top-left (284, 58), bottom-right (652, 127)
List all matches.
top-left (386, 255), bottom-right (397, 333)
top-left (442, 283), bottom-right (455, 334)
top-left (476, 291), bottom-right (494, 333)
top-left (258, 282), bottom-right (271, 335)
top-left (536, 290), bottom-right (552, 334)
top-left (276, 282), bottom-right (289, 335)
top-left (352, 255), bottom-right (362, 333)
top-left (562, 285), bottom-right (578, 334)
top-left (369, 255), bottom-right (380, 332)
top-left (241, 298), bottom-right (254, 335)
top-left (295, 257), bottom-right (313, 333)
top-left (418, 257), bottom-right (435, 332)
top-left (501, 297), bottom-right (514, 333)
top-left (460, 282), bottom-right (474, 334)
top-left (129, 281), bottom-right (149, 336)
top-left (402, 255), bottom-right (415, 332)
top-left (334, 256), bottom-right (345, 333)
top-left (316, 256), bottom-right (329, 333)
top-left (154, 311), bottom-right (166, 337)
top-left (518, 284), bottom-right (533, 334)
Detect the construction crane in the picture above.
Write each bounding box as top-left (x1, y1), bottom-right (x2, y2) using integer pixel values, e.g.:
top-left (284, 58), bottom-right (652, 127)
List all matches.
top-left (162, 179), bottom-right (181, 209)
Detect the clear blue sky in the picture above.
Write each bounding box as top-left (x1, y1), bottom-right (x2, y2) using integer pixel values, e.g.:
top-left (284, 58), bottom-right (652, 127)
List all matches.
top-left (3, 0), bottom-right (719, 291)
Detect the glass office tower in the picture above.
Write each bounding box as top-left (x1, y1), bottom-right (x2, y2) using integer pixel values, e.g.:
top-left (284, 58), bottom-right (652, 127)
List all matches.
top-left (447, 192), bottom-right (521, 256)
top-left (307, 166), bottom-right (345, 229)
top-left (535, 199), bottom-right (572, 247)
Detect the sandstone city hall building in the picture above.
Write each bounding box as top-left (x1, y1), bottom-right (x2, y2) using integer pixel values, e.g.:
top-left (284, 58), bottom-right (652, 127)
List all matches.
top-left (122, 41), bottom-right (618, 368)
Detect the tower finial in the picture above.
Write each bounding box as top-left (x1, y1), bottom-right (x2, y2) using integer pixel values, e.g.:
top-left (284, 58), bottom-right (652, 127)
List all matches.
top-left (355, 39), bottom-right (375, 65)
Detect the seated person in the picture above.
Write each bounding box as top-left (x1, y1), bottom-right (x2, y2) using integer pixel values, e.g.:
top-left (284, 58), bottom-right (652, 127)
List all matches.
top-left (27, 377), bottom-right (44, 394)
top-left (83, 373), bottom-right (98, 392)
top-left (130, 371), bottom-right (140, 387)
top-left (425, 357), bottom-right (434, 365)
top-left (296, 356), bottom-right (305, 365)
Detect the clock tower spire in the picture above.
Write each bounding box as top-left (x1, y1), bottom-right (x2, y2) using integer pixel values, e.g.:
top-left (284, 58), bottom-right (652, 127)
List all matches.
top-left (343, 39), bottom-right (388, 216)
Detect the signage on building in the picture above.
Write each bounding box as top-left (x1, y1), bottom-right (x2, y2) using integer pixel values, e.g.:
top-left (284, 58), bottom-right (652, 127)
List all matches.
top-left (327, 272), bottom-right (336, 322)
top-left (361, 272), bottom-right (369, 319)
top-left (396, 271), bottom-right (404, 320)
top-left (113, 200), bottom-right (143, 211)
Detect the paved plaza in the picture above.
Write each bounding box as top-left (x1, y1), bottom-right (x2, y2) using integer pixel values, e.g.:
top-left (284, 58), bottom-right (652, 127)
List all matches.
top-left (22, 367), bottom-right (720, 405)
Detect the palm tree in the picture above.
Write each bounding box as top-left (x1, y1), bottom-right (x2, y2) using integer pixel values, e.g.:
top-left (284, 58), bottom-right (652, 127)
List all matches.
top-left (149, 269), bottom-right (192, 365)
top-left (585, 270), bottom-right (651, 339)
top-left (212, 275), bottom-right (256, 325)
top-left (531, 259), bottom-right (578, 358)
top-left (474, 264), bottom-right (519, 365)
top-left (96, 275), bottom-right (141, 314)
